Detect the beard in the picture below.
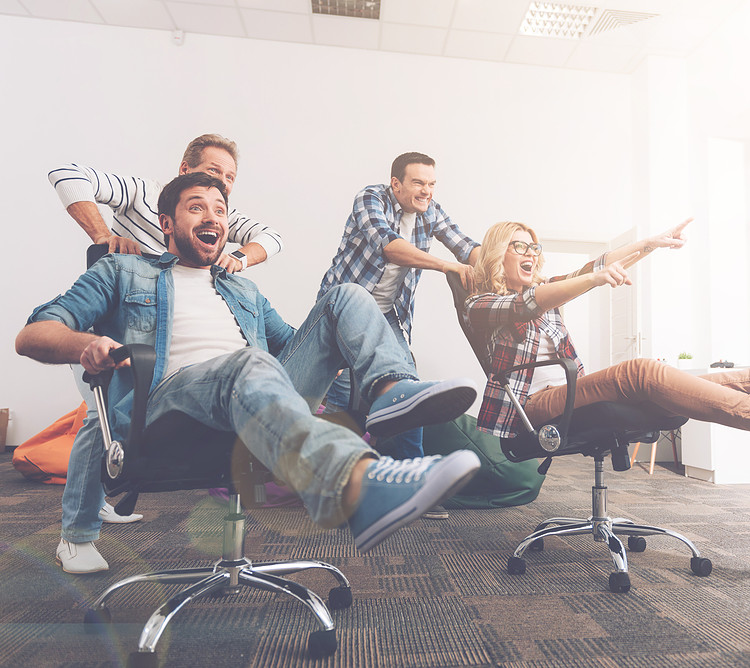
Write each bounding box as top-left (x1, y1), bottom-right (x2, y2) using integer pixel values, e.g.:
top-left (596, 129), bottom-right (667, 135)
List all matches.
top-left (171, 227), bottom-right (224, 267)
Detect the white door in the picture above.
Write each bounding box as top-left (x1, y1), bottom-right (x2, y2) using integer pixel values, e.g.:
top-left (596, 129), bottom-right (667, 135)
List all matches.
top-left (542, 240), bottom-right (608, 372)
top-left (609, 228), bottom-right (640, 364)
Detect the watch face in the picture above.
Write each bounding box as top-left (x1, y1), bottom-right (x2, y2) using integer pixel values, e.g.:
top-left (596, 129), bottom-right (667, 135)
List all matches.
top-left (231, 251), bottom-right (244, 259)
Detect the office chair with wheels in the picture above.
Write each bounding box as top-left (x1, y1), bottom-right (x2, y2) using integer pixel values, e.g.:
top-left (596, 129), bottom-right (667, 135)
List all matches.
top-left (84, 344), bottom-right (352, 667)
top-left (446, 271), bottom-right (712, 593)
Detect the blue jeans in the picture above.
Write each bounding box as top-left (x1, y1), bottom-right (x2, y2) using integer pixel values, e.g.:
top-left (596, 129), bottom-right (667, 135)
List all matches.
top-left (60, 368), bottom-right (107, 542)
top-left (63, 284), bottom-right (417, 537)
top-left (324, 310), bottom-right (423, 459)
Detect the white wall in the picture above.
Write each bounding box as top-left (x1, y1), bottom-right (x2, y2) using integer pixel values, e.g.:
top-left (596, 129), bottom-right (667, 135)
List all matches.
top-left (1, 15), bottom-right (635, 443)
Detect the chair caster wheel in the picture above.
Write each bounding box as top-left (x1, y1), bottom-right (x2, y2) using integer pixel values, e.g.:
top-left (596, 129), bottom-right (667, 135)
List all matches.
top-left (507, 556), bottom-right (526, 575)
top-left (690, 557), bottom-right (713, 576)
top-left (328, 585), bottom-right (353, 610)
top-left (628, 536), bottom-right (647, 552)
top-left (308, 629), bottom-right (337, 658)
top-left (127, 651), bottom-right (159, 668)
top-left (84, 607), bottom-right (111, 631)
top-left (609, 572), bottom-right (631, 593)
top-left (529, 538), bottom-right (544, 551)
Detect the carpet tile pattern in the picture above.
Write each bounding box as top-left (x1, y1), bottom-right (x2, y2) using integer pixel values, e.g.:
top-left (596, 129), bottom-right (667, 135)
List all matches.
top-left (1, 452), bottom-right (749, 667)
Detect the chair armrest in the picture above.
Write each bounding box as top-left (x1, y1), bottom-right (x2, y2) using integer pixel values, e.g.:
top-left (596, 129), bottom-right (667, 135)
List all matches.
top-left (82, 344), bottom-right (156, 481)
top-left (113, 345), bottom-right (157, 455)
top-left (494, 357), bottom-right (578, 444)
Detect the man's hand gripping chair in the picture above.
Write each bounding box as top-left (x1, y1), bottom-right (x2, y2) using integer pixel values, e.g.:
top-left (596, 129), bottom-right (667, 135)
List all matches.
top-left (446, 272), bottom-right (712, 593)
top-left (83, 344), bottom-right (352, 667)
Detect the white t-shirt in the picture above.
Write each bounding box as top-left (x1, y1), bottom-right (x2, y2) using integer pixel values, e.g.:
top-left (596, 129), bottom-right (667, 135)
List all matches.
top-left (527, 330), bottom-right (566, 395)
top-left (163, 264), bottom-right (247, 379)
top-left (371, 211), bottom-right (417, 313)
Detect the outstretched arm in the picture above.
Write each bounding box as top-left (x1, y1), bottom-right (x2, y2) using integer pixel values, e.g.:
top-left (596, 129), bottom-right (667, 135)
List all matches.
top-left (383, 238), bottom-right (477, 291)
top-left (533, 251), bottom-right (639, 313)
top-left (606, 218), bottom-right (691, 266)
top-left (466, 252), bottom-right (638, 331)
top-left (16, 321), bottom-right (127, 374)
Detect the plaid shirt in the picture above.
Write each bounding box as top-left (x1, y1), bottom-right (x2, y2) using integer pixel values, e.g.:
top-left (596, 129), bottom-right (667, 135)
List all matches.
top-left (318, 184), bottom-right (478, 340)
top-left (465, 254), bottom-right (607, 438)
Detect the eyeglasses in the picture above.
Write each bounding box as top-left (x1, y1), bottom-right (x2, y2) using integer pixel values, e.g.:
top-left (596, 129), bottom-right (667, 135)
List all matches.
top-left (509, 240), bottom-right (543, 256)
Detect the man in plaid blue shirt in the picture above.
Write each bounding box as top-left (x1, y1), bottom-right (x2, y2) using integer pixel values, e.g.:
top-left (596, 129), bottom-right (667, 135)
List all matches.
top-left (318, 152), bottom-right (480, 471)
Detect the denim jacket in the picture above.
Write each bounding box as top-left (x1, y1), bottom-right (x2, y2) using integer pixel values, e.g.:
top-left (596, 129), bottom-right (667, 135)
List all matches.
top-left (27, 252), bottom-right (294, 443)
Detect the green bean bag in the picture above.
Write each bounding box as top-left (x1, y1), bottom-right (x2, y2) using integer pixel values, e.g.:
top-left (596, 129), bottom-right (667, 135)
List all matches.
top-left (422, 413), bottom-right (545, 509)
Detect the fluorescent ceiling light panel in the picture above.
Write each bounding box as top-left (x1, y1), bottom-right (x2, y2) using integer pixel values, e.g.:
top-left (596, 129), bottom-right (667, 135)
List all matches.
top-left (311, 0), bottom-right (380, 20)
top-left (520, 2), bottom-right (596, 40)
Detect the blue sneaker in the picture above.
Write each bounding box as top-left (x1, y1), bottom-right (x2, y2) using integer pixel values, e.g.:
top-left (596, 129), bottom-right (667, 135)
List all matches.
top-left (348, 451), bottom-right (481, 552)
top-left (365, 378), bottom-right (477, 438)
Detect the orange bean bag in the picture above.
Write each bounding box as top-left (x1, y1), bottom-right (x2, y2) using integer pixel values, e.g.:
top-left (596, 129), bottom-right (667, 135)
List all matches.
top-left (12, 402), bottom-right (87, 484)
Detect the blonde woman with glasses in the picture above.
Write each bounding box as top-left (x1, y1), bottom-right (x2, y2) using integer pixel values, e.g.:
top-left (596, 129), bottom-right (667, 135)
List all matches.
top-left (463, 219), bottom-right (750, 441)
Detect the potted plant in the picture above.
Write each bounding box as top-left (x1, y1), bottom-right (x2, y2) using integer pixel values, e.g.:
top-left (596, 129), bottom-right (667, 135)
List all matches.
top-left (677, 352), bottom-right (693, 370)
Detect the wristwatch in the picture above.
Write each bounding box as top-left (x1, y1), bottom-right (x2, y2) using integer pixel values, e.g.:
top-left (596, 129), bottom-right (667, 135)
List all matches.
top-left (229, 250), bottom-right (247, 271)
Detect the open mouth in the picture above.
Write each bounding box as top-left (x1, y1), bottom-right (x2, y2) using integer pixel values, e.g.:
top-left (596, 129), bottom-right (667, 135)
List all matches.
top-left (196, 229), bottom-right (220, 246)
top-left (520, 260), bottom-right (534, 272)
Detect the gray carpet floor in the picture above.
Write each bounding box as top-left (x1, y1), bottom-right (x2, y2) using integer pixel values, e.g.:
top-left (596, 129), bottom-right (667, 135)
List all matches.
top-left (1, 451), bottom-right (749, 667)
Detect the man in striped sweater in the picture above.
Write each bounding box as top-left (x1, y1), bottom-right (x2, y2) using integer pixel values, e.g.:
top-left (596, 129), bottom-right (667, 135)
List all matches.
top-left (48, 133), bottom-right (283, 271)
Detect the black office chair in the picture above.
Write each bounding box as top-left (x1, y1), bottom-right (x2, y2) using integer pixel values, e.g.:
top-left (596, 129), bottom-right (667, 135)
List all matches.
top-left (446, 271), bottom-right (712, 593)
top-left (82, 248), bottom-right (352, 666)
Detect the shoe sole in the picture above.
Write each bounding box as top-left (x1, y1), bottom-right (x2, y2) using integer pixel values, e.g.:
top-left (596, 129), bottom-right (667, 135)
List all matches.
top-left (354, 450), bottom-right (480, 552)
top-left (55, 556), bottom-right (109, 574)
top-left (366, 379), bottom-right (477, 438)
top-left (100, 515), bottom-right (144, 524)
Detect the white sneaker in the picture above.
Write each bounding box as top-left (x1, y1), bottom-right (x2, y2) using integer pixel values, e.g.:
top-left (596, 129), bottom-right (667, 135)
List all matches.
top-left (99, 502), bottom-right (143, 524)
top-left (55, 539), bottom-right (109, 574)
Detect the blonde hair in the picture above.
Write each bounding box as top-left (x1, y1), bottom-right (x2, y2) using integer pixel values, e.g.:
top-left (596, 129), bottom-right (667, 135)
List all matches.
top-left (473, 221), bottom-right (545, 295)
top-left (181, 133), bottom-right (239, 168)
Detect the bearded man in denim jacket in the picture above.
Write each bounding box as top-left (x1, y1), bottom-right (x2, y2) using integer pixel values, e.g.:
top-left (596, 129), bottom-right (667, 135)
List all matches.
top-left (16, 172), bottom-right (479, 574)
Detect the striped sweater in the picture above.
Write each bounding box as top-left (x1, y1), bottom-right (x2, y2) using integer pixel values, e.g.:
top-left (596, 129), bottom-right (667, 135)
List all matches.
top-left (48, 163), bottom-right (283, 258)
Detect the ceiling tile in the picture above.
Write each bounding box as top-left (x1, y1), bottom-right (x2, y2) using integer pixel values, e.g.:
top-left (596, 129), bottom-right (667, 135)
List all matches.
top-left (240, 8), bottom-right (313, 42)
top-left (505, 35), bottom-right (578, 67)
top-left (444, 29), bottom-right (512, 61)
top-left (565, 41), bottom-right (641, 73)
top-left (92, 0), bottom-right (175, 30)
top-left (381, 0), bottom-right (455, 28)
top-left (238, 0), bottom-right (310, 12)
top-left (452, 0), bottom-right (528, 33)
top-left (380, 22), bottom-right (447, 56)
top-left (642, 14), bottom-right (721, 54)
top-left (312, 14), bottom-right (379, 49)
top-left (167, 2), bottom-right (245, 37)
top-left (19, 0), bottom-right (103, 22)
top-left (0, 0), bottom-right (28, 15)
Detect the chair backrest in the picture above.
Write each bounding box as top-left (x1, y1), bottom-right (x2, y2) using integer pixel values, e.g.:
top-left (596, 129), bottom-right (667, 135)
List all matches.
top-left (87, 243), bottom-right (161, 269)
top-left (445, 271), bottom-right (490, 376)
